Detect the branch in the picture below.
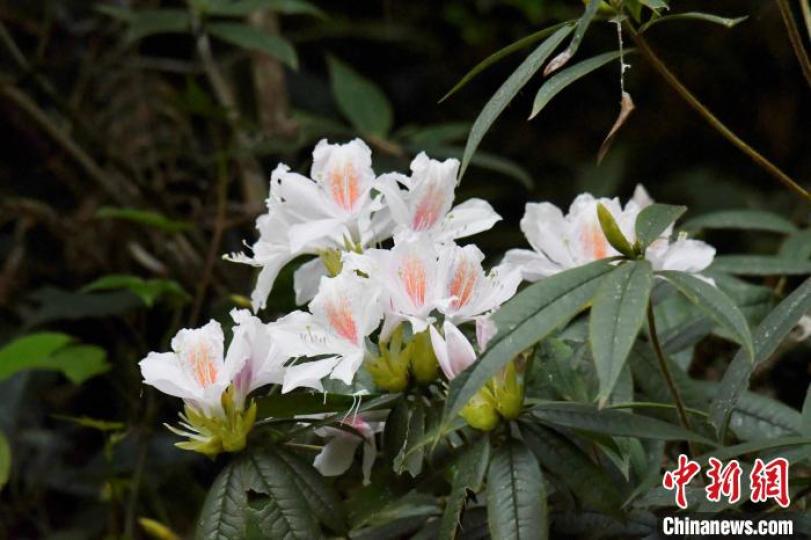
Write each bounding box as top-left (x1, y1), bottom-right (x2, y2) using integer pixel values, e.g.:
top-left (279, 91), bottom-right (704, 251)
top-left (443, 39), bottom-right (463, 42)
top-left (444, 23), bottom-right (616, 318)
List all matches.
top-left (777, 0), bottom-right (811, 89)
top-left (625, 22), bottom-right (810, 202)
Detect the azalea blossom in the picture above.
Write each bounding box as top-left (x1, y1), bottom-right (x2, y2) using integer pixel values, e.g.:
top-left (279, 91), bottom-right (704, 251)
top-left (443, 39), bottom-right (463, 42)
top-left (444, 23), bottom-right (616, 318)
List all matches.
top-left (139, 320), bottom-right (238, 418)
top-left (269, 269), bottom-right (383, 392)
top-left (226, 139), bottom-right (391, 311)
top-left (375, 152), bottom-right (501, 243)
top-left (503, 184), bottom-right (715, 280)
top-left (313, 414), bottom-right (383, 486)
top-left (436, 243), bottom-right (521, 325)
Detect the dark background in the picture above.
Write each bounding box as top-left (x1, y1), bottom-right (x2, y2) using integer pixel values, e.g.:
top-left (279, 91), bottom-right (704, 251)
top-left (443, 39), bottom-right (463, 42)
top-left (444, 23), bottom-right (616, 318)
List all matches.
top-left (1, 0), bottom-right (809, 537)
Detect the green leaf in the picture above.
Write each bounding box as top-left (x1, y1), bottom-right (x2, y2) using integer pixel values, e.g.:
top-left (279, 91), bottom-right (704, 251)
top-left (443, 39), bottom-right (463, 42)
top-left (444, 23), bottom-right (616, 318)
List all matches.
top-left (327, 56), bottom-right (393, 137)
top-left (393, 400), bottom-right (425, 477)
top-left (521, 422), bottom-right (623, 516)
top-left (95, 206), bottom-right (191, 233)
top-left (208, 22), bottom-right (298, 69)
top-left (696, 436), bottom-right (811, 463)
top-left (243, 450), bottom-right (321, 539)
top-left (711, 255), bottom-right (811, 275)
top-left (459, 25), bottom-right (573, 180)
top-left (530, 402), bottom-right (715, 444)
top-left (639, 0), bottom-right (669, 9)
top-left (196, 460), bottom-right (248, 540)
top-left (203, 0), bottom-right (324, 18)
top-left (486, 440), bottom-right (548, 540)
top-left (659, 271), bottom-right (753, 358)
top-left (682, 210), bottom-right (797, 234)
top-left (634, 204), bottom-right (686, 250)
top-left (274, 447), bottom-right (346, 534)
top-left (81, 274), bottom-right (190, 307)
top-left (710, 277), bottom-right (811, 440)
top-left (0, 333), bottom-right (109, 384)
top-left (780, 230), bottom-right (811, 261)
top-left (438, 437), bottom-right (490, 540)
top-left (530, 50), bottom-right (630, 119)
top-left (597, 204), bottom-right (635, 257)
top-left (590, 261), bottom-right (653, 404)
top-left (443, 260), bottom-right (613, 425)
top-left (257, 392), bottom-right (369, 419)
top-left (727, 390), bottom-right (802, 441)
top-left (0, 431), bottom-right (9, 490)
top-left (640, 12), bottom-right (748, 33)
top-left (126, 9), bottom-right (190, 42)
top-left (543, 0), bottom-right (600, 76)
top-left (803, 387), bottom-right (811, 435)
top-left (51, 415), bottom-right (126, 432)
top-left (439, 22), bottom-right (573, 103)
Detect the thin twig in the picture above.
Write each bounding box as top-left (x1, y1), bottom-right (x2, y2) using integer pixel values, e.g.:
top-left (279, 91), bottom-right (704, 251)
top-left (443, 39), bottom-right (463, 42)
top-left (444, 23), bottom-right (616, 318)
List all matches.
top-left (625, 22), bottom-right (810, 202)
top-left (647, 302), bottom-right (698, 458)
top-left (801, 0), bottom-right (811, 42)
top-left (189, 155), bottom-right (230, 326)
top-left (777, 0), bottom-right (811, 89)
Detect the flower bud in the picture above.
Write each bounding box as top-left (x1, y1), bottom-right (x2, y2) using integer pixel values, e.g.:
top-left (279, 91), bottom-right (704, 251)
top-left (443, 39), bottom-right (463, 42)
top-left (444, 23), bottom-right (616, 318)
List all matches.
top-left (493, 360), bottom-right (525, 420)
top-left (408, 330), bottom-right (439, 385)
top-left (366, 325), bottom-right (410, 392)
top-left (460, 388), bottom-right (499, 431)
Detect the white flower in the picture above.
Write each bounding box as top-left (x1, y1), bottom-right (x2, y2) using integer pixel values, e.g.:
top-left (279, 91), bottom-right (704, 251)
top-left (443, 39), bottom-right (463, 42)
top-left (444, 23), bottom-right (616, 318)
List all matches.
top-left (503, 184), bottom-right (715, 280)
top-left (375, 152), bottom-right (501, 243)
top-left (345, 237), bottom-right (453, 339)
top-left (429, 321), bottom-right (478, 380)
top-left (269, 269), bottom-right (383, 392)
top-left (436, 243), bottom-right (522, 325)
top-left (139, 320), bottom-right (239, 417)
top-left (227, 309), bottom-right (289, 407)
top-left (313, 415), bottom-right (383, 486)
top-left (226, 139), bottom-right (391, 311)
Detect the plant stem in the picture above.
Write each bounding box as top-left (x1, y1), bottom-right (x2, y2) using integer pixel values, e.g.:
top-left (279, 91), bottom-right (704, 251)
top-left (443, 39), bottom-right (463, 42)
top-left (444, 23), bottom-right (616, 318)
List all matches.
top-left (801, 0), bottom-right (811, 42)
top-left (777, 0), bottom-right (811, 89)
top-left (646, 302), bottom-right (698, 457)
top-left (625, 22), bottom-right (811, 203)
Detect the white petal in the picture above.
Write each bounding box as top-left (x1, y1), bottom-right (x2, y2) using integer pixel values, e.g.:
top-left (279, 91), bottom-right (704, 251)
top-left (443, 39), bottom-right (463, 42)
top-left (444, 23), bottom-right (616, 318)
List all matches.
top-left (654, 238), bottom-right (716, 274)
top-left (476, 316), bottom-right (497, 351)
top-left (281, 356), bottom-right (341, 393)
top-left (313, 433), bottom-right (360, 477)
top-left (330, 350), bottom-right (365, 386)
top-left (437, 198), bottom-right (501, 242)
top-left (406, 153), bottom-right (458, 232)
top-left (311, 138), bottom-right (375, 215)
top-left (139, 351), bottom-right (200, 400)
top-left (501, 249), bottom-right (561, 281)
top-left (429, 324), bottom-right (454, 380)
top-left (360, 438), bottom-right (376, 486)
top-left (631, 184), bottom-right (654, 208)
top-left (442, 321), bottom-right (477, 378)
top-left (374, 172), bottom-right (411, 227)
top-left (288, 218), bottom-right (347, 254)
top-left (293, 258), bottom-right (328, 305)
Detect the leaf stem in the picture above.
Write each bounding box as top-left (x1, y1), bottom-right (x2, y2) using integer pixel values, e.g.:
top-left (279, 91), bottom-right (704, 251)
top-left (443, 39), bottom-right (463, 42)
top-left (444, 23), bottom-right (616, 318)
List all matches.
top-left (646, 302), bottom-right (697, 457)
top-left (625, 21), bottom-right (810, 202)
top-left (777, 0), bottom-right (811, 89)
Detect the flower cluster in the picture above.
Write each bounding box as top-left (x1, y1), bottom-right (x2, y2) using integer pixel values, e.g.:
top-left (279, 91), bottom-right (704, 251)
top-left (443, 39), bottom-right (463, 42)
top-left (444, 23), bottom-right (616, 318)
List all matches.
top-left (138, 138), bottom-right (715, 480)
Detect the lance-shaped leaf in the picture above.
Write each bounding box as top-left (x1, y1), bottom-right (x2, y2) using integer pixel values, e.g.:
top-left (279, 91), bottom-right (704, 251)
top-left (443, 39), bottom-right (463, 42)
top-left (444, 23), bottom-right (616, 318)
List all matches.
top-left (530, 402), bottom-right (715, 445)
top-left (521, 422), bottom-right (623, 516)
top-left (634, 204), bottom-right (686, 250)
top-left (459, 25), bottom-right (573, 180)
top-left (544, 0), bottom-right (600, 75)
top-left (591, 261), bottom-right (653, 405)
top-left (328, 56), bottom-right (393, 137)
top-left (438, 437), bottom-right (490, 540)
top-left (531, 50), bottom-right (630, 119)
top-left (440, 22), bottom-right (573, 103)
top-left (208, 22), bottom-right (298, 70)
top-left (710, 277), bottom-right (811, 440)
top-left (203, 0), bottom-right (324, 18)
top-left (682, 209), bottom-right (797, 235)
top-left (639, 12), bottom-right (748, 33)
top-left (442, 260), bottom-right (614, 426)
top-left (709, 255), bottom-right (811, 275)
top-left (243, 450), bottom-right (321, 539)
top-left (196, 460), bottom-right (248, 540)
top-left (487, 440), bottom-right (548, 540)
top-left (597, 203), bottom-right (635, 257)
top-left (803, 387), bottom-right (811, 435)
top-left (659, 271), bottom-right (753, 359)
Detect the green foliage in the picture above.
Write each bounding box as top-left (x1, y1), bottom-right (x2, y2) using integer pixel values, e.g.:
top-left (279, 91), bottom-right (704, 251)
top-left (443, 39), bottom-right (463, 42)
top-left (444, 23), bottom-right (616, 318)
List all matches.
top-left (95, 207), bottom-right (192, 233)
top-left (710, 255), bottom-right (811, 275)
top-left (437, 436), bottom-right (490, 540)
top-left (639, 11), bottom-right (748, 33)
top-left (208, 22), bottom-right (298, 69)
top-left (459, 24), bottom-right (573, 180)
top-left (591, 261), bottom-right (653, 403)
top-left (327, 56), bottom-right (393, 137)
top-left (634, 204), bottom-right (686, 249)
top-left (81, 274), bottom-right (190, 307)
top-left (486, 439), bottom-right (548, 540)
top-left (0, 333), bottom-right (109, 384)
top-left (0, 431), bottom-right (9, 491)
top-left (596, 203), bottom-right (636, 257)
top-left (682, 209), bottom-right (797, 234)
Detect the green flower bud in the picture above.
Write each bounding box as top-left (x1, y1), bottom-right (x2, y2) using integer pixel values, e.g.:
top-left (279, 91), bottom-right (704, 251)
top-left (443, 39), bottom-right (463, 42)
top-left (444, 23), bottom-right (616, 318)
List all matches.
top-left (319, 249), bottom-right (344, 277)
top-left (367, 325), bottom-right (410, 392)
top-left (460, 387), bottom-right (499, 431)
top-left (408, 330), bottom-right (439, 385)
top-left (493, 360), bottom-right (525, 420)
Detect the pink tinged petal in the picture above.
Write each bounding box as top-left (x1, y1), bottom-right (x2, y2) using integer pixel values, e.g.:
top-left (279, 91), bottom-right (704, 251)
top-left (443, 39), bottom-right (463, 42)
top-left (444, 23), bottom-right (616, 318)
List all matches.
top-left (443, 321), bottom-right (477, 376)
top-left (476, 316), bottom-right (497, 351)
top-left (313, 434), bottom-right (361, 477)
top-left (139, 352), bottom-right (199, 400)
top-left (399, 253), bottom-right (427, 307)
top-left (327, 162), bottom-right (363, 211)
top-left (580, 221), bottom-right (610, 261)
top-left (407, 153), bottom-right (458, 231)
top-left (429, 324), bottom-right (455, 380)
top-left (448, 255), bottom-right (479, 310)
top-left (411, 182), bottom-right (449, 231)
top-left (325, 294), bottom-right (359, 345)
top-left (171, 321), bottom-right (224, 390)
